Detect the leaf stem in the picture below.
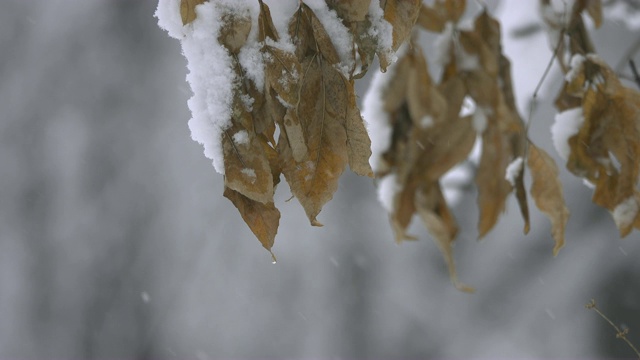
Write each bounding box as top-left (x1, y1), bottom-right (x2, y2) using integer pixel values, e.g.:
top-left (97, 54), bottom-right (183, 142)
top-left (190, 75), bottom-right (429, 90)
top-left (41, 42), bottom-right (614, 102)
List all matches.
top-left (585, 299), bottom-right (640, 359)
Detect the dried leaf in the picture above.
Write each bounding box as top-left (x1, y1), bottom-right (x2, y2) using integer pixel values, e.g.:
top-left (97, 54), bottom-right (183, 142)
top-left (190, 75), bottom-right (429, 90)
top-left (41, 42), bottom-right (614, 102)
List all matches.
top-left (258, 0), bottom-right (279, 42)
top-left (416, 0), bottom-right (466, 32)
top-left (180, 0), bottom-right (206, 25)
top-left (222, 125), bottom-right (275, 204)
top-left (327, 0), bottom-right (371, 22)
top-left (279, 56), bottom-right (350, 226)
top-left (309, 9), bottom-right (343, 66)
top-left (282, 109), bottom-right (308, 162)
top-left (476, 120), bottom-right (512, 238)
top-left (218, 12), bottom-right (252, 53)
top-left (416, 184), bottom-right (474, 293)
top-left (563, 56), bottom-right (640, 236)
top-left (528, 142), bottom-right (569, 255)
top-left (345, 84), bottom-right (373, 177)
top-left (416, 4), bottom-right (446, 32)
top-left (382, 0), bottom-right (422, 50)
top-left (224, 186), bottom-right (280, 254)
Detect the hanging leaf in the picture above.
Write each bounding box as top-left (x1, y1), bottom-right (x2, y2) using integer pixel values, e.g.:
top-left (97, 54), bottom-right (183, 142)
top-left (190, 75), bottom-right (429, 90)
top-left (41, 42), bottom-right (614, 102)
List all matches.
top-left (382, 0), bottom-right (422, 50)
top-left (345, 84), bottom-right (373, 177)
top-left (279, 56), bottom-right (350, 226)
top-left (224, 187), bottom-right (280, 257)
top-left (416, 184), bottom-right (474, 293)
top-left (528, 142), bottom-right (570, 255)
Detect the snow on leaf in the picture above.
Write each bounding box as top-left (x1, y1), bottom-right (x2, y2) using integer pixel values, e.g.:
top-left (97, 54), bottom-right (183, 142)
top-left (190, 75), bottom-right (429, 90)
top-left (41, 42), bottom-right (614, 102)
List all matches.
top-left (527, 142), bottom-right (569, 256)
top-left (180, 0), bottom-right (207, 25)
top-left (381, 0), bottom-right (422, 51)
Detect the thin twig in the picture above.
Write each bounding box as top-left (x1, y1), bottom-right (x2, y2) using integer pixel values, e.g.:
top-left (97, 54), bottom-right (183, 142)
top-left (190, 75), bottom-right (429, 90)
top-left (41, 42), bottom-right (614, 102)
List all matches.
top-left (585, 299), bottom-right (640, 359)
top-left (525, 28), bottom-right (565, 149)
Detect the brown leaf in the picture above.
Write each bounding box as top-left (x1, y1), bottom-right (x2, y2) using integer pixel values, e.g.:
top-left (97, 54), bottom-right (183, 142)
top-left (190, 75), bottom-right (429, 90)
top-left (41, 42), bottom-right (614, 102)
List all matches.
top-left (475, 110), bottom-right (513, 238)
top-left (416, 184), bottom-right (474, 293)
top-left (416, 116), bottom-right (476, 182)
top-left (416, 4), bottom-right (446, 32)
top-left (223, 125), bottom-right (275, 204)
top-left (564, 56), bottom-right (640, 236)
top-left (279, 56), bottom-right (349, 226)
top-left (309, 8), bottom-right (343, 66)
top-left (406, 45), bottom-right (448, 125)
top-left (345, 84), bottom-right (373, 177)
top-left (180, 0), bottom-right (206, 25)
top-left (224, 186), bottom-right (280, 255)
top-left (258, 0), bottom-right (279, 42)
top-left (382, 0), bottom-right (422, 50)
top-left (327, 0), bottom-right (371, 22)
top-left (527, 142), bottom-right (569, 256)
top-left (218, 12), bottom-right (252, 54)
top-left (416, 0), bottom-right (466, 32)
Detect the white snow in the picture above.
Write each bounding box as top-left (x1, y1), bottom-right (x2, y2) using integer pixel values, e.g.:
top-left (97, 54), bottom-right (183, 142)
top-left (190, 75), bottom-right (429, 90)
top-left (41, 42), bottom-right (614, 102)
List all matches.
top-left (141, 292), bottom-right (151, 303)
top-left (565, 54), bottom-right (585, 83)
top-left (551, 107), bottom-right (584, 161)
top-left (377, 174), bottom-right (399, 213)
top-left (367, 0), bottom-right (395, 63)
top-left (233, 130), bottom-right (249, 145)
top-left (241, 168), bottom-right (256, 181)
top-left (612, 197), bottom-right (639, 231)
top-left (420, 115), bottom-right (434, 128)
top-left (238, 42), bottom-right (265, 91)
top-left (472, 107), bottom-right (489, 133)
top-left (505, 157), bottom-right (524, 186)
top-left (156, 0), bottom-right (258, 174)
top-left (304, 0), bottom-right (355, 77)
top-left (459, 96), bottom-right (477, 117)
top-left (362, 45), bottom-right (407, 173)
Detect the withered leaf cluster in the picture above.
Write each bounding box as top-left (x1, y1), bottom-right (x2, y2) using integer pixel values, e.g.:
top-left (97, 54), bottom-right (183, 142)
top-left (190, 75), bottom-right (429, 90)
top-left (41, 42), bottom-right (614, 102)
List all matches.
top-left (545, 0), bottom-right (640, 237)
top-left (180, 0), bottom-right (420, 258)
top-left (170, 0), bottom-right (640, 291)
top-left (373, 0), bottom-right (569, 290)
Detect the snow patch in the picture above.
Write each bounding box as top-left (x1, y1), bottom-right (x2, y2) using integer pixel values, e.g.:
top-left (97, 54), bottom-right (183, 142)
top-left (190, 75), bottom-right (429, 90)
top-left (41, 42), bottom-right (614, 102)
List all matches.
top-left (565, 54), bottom-right (585, 83)
top-left (367, 0), bottom-right (395, 63)
top-left (233, 130), bottom-right (249, 145)
top-left (505, 157), bottom-right (524, 186)
top-left (304, 0), bottom-right (355, 77)
top-left (156, 0), bottom-right (258, 174)
top-left (363, 45), bottom-right (407, 172)
top-left (420, 115), bottom-right (434, 129)
top-left (472, 107), bottom-right (489, 134)
top-left (551, 107), bottom-right (584, 161)
top-left (377, 174), bottom-right (399, 213)
top-left (612, 197), bottom-right (639, 231)
top-left (459, 96), bottom-right (476, 117)
top-left (241, 168), bottom-right (257, 181)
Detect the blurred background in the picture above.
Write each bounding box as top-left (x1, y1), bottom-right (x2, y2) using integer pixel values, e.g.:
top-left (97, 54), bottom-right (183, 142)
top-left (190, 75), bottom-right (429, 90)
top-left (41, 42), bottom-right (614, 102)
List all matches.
top-left (1, 0), bottom-right (639, 358)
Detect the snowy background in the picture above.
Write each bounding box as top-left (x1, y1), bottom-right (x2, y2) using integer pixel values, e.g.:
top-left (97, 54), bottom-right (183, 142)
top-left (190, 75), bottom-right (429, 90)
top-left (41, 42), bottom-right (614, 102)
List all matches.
top-left (1, 0), bottom-right (640, 358)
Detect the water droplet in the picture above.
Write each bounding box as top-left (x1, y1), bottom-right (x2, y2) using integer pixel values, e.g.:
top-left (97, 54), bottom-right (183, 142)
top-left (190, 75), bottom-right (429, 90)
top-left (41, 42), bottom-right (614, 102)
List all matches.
top-left (270, 251), bottom-right (277, 264)
top-left (141, 291), bottom-right (150, 303)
